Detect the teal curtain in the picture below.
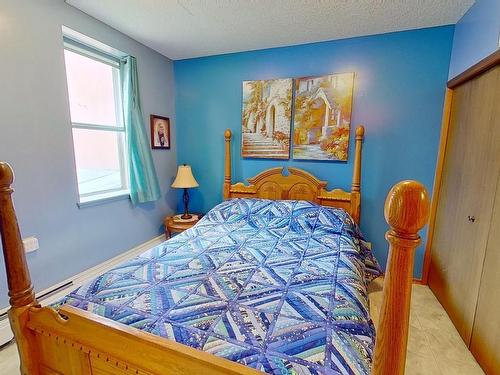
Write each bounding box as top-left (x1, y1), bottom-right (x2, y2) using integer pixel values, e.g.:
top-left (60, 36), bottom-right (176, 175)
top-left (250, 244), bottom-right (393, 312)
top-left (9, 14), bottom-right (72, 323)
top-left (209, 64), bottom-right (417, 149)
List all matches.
top-left (120, 56), bottom-right (161, 204)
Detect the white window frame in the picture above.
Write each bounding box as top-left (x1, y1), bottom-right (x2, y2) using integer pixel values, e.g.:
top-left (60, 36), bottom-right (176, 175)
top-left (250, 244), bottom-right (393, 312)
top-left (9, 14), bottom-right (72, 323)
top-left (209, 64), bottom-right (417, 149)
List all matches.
top-left (63, 36), bottom-right (130, 207)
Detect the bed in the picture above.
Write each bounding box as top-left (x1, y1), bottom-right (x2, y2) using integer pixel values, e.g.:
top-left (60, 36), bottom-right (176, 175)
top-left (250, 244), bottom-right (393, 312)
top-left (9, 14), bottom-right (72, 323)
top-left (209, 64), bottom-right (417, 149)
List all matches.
top-left (0, 126), bottom-right (430, 375)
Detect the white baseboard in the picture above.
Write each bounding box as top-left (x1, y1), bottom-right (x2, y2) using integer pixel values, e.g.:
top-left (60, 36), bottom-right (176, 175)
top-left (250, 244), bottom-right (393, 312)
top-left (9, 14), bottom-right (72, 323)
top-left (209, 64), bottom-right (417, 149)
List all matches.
top-left (0, 234), bottom-right (165, 345)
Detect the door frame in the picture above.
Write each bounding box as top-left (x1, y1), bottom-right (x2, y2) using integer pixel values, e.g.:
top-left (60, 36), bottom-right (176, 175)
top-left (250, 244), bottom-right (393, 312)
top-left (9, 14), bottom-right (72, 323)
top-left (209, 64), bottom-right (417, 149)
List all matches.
top-left (421, 49), bottom-right (500, 284)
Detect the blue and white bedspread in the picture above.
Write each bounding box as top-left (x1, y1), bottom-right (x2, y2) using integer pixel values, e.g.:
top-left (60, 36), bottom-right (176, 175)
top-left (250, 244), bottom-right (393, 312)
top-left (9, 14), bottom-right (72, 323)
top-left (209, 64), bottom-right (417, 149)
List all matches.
top-left (57, 198), bottom-right (381, 374)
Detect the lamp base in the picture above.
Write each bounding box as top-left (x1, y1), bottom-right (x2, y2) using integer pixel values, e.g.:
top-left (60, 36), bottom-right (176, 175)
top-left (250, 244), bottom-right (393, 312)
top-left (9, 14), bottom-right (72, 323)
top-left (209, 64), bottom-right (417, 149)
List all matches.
top-left (173, 214), bottom-right (198, 223)
top-left (182, 188), bottom-right (192, 220)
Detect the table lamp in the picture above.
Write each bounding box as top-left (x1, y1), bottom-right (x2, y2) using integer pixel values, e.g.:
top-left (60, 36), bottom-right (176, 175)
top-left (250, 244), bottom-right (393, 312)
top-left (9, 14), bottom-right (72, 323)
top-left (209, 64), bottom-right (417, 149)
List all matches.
top-left (171, 165), bottom-right (199, 219)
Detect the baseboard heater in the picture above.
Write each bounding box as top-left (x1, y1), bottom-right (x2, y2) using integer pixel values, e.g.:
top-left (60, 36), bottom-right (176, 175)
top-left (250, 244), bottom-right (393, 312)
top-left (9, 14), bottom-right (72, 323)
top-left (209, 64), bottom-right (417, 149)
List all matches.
top-left (0, 312), bottom-right (13, 347)
top-left (0, 280), bottom-right (75, 346)
top-left (37, 281), bottom-right (74, 301)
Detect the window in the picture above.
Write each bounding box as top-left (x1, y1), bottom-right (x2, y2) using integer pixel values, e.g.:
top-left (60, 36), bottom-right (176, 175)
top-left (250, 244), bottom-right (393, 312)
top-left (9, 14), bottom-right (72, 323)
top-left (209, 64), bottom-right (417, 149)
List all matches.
top-left (63, 38), bottom-right (128, 204)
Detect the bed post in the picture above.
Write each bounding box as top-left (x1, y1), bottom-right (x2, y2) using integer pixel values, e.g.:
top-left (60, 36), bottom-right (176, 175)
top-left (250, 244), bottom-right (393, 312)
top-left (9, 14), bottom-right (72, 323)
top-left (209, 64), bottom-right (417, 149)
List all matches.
top-left (350, 125), bottom-right (364, 223)
top-left (0, 162), bottom-right (39, 374)
top-left (373, 180), bottom-right (430, 375)
top-left (223, 129), bottom-right (232, 199)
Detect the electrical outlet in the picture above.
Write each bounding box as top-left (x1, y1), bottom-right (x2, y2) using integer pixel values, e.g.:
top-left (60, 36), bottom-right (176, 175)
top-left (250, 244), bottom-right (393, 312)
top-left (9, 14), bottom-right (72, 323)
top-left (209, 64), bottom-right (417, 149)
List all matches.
top-left (23, 237), bottom-right (39, 253)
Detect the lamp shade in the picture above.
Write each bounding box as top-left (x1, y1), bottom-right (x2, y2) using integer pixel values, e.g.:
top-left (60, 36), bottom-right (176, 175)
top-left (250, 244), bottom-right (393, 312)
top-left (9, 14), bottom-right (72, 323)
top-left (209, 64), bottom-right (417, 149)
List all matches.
top-left (171, 165), bottom-right (199, 188)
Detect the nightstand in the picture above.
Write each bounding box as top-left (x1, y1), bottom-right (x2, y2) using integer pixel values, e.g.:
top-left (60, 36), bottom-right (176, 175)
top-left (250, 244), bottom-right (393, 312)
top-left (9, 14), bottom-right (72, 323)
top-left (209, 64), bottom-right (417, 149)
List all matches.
top-left (164, 214), bottom-right (202, 239)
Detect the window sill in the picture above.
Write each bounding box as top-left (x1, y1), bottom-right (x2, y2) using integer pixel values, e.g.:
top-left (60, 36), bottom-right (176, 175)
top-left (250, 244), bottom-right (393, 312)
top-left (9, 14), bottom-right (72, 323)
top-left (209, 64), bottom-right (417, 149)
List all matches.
top-left (77, 190), bottom-right (130, 208)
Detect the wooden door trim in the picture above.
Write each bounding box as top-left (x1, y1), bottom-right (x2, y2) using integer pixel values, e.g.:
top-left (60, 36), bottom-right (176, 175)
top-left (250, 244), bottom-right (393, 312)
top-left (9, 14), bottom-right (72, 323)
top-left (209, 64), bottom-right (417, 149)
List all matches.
top-left (448, 49), bottom-right (500, 89)
top-left (421, 88), bottom-right (453, 284)
top-left (421, 50), bottom-right (500, 284)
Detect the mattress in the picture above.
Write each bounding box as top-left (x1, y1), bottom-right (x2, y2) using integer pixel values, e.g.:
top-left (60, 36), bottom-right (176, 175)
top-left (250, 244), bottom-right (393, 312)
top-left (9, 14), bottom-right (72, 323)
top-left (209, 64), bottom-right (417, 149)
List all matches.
top-left (56, 198), bottom-right (381, 374)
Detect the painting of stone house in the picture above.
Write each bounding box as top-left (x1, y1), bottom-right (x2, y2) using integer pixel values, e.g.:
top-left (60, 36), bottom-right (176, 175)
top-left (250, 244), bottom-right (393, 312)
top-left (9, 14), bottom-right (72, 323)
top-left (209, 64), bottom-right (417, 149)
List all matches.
top-left (293, 73), bottom-right (354, 161)
top-left (242, 78), bottom-right (292, 159)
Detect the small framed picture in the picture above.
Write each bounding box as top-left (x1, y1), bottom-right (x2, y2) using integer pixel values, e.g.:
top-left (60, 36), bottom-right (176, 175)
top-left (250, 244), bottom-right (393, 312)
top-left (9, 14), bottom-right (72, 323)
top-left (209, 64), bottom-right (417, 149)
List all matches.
top-left (150, 115), bottom-right (170, 149)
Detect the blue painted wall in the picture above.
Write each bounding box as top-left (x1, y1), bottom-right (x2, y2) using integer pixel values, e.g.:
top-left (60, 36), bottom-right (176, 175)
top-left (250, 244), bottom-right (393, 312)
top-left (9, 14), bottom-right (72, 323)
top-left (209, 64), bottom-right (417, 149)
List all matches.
top-left (0, 0), bottom-right (177, 309)
top-left (449, 0), bottom-right (500, 78)
top-left (175, 26), bottom-right (454, 278)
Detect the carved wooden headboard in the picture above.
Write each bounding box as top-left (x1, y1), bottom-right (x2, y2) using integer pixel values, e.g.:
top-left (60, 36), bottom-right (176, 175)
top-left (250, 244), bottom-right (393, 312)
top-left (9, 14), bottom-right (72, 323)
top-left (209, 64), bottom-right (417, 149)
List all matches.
top-left (222, 126), bottom-right (364, 224)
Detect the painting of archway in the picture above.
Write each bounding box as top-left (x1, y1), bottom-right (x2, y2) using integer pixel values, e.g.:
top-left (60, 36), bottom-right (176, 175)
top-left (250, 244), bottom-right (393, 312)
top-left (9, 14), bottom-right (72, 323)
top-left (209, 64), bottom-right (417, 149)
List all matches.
top-left (242, 78), bottom-right (292, 159)
top-left (293, 73), bottom-right (354, 161)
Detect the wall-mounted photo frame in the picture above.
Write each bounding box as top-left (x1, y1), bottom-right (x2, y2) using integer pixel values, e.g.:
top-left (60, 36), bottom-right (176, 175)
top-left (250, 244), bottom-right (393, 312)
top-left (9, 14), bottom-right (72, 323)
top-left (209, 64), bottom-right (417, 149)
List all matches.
top-left (150, 115), bottom-right (170, 149)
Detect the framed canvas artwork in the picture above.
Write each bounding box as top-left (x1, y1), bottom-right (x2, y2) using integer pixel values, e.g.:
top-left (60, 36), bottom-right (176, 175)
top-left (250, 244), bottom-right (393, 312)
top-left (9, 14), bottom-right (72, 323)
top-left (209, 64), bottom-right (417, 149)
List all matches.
top-left (241, 78), bottom-right (293, 159)
top-left (293, 72), bottom-right (354, 161)
top-left (150, 115), bottom-right (170, 149)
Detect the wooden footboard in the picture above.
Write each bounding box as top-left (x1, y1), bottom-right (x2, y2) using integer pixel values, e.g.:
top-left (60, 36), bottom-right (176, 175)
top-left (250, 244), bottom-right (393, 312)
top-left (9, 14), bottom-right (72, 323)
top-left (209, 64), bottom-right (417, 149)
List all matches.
top-left (0, 158), bottom-right (429, 374)
top-left (27, 305), bottom-right (259, 375)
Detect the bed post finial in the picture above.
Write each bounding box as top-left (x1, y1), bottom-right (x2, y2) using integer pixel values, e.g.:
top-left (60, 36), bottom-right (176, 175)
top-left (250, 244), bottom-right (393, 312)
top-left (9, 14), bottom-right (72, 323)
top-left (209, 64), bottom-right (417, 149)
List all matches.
top-left (351, 125), bottom-right (364, 193)
top-left (349, 125), bottom-right (364, 223)
top-left (373, 180), bottom-right (430, 375)
top-left (0, 162), bottom-right (35, 308)
top-left (223, 129), bottom-right (232, 199)
top-left (0, 162), bottom-right (38, 374)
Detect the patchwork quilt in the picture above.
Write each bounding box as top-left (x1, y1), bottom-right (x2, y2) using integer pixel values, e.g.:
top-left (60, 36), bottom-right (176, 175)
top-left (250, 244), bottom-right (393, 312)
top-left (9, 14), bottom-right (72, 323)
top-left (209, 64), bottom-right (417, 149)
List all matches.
top-left (57, 198), bottom-right (381, 374)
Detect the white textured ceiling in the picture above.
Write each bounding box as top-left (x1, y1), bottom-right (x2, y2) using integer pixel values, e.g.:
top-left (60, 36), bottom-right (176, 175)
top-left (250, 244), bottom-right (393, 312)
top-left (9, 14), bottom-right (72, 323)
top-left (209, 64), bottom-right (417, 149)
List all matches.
top-left (66, 0), bottom-right (473, 60)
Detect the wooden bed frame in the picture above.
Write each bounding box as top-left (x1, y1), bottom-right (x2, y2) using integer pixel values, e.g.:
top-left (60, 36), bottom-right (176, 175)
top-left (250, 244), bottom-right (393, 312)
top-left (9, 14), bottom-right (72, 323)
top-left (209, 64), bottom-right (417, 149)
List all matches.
top-left (0, 126), bottom-right (430, 375)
